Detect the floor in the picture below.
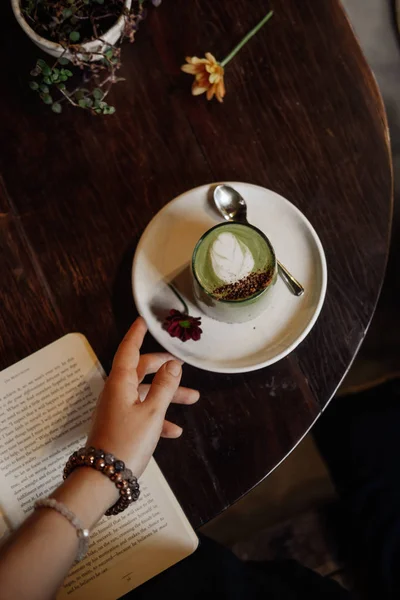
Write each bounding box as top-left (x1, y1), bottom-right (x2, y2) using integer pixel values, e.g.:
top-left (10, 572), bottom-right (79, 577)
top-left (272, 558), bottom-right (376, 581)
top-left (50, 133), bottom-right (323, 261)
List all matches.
top-left (340, 0), bottom-right (400, 393)
top-left (202, 0), bottom-right (400, 562)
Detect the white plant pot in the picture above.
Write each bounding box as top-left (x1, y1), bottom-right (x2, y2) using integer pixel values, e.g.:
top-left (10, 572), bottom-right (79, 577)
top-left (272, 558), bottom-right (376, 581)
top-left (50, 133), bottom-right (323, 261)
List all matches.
top-left (11, 0), bottom-right (132, 60)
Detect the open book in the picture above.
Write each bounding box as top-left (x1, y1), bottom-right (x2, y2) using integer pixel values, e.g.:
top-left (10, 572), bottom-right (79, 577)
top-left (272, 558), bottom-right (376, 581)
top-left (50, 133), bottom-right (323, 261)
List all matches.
top-left (0, 334), bottom-right (198, 599)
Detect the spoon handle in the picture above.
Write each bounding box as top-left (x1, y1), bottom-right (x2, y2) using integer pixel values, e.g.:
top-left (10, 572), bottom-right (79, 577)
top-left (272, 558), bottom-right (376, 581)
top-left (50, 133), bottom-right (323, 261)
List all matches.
top-left (277, 261), bottom-right (305, 296)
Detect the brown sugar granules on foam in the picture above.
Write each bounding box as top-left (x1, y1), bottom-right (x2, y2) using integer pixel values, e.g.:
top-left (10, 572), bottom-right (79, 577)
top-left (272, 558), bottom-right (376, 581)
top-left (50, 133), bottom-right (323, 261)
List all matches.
top-left (212, 268), bottom-right (274, 301)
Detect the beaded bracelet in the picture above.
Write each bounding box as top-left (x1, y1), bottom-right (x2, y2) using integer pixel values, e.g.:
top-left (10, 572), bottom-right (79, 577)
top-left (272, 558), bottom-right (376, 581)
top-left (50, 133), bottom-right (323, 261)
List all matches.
top-left (63, 446), bottom-right (140, 516)
top-left (35, 498), bottom-right (90, 561)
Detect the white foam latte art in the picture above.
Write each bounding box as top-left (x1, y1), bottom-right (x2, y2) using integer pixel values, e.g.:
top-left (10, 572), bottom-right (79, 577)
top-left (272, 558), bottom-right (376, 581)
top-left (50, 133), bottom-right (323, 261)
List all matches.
top-left (210, 232), bottom-right (254, 284)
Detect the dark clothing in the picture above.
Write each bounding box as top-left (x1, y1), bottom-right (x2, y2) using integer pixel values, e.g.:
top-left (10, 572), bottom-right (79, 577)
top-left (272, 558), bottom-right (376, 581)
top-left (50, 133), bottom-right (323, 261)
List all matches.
top-left (128, 379), bottom-right (400, 599)
top-left (315, 379), bottom-right (400, 600)
top-left (128, 535), bottom-right (349, 599)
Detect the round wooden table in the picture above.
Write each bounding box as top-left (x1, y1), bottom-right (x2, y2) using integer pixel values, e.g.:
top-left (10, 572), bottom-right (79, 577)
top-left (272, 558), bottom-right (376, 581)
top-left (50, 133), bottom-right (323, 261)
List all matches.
top-left (0, 0), bottom-right (392, 527)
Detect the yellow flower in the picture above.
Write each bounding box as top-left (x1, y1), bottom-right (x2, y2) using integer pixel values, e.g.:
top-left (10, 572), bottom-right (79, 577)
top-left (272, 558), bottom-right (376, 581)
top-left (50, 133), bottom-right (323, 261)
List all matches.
top-left (180, 10), bottom-right (274, 104)
top-left (181, 52), bottom-right (226, 103)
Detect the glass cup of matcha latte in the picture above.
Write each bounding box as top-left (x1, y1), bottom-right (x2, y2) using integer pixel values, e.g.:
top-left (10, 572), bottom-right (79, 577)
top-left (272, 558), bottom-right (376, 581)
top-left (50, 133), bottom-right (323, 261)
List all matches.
top-left (192, 222), bottom-right (277, 323)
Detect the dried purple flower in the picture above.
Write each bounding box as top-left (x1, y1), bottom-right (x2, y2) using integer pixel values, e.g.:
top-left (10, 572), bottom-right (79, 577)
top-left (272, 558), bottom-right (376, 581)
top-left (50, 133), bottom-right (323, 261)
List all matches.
top-left (163, 310), bottom-right (203, 342)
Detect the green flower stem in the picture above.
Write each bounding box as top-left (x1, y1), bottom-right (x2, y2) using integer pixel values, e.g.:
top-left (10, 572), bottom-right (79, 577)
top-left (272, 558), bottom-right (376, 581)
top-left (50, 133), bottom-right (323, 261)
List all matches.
top-left (168, 284), bottom-right (189, 315)
top-left (220, 10), bottom-right (274, 68)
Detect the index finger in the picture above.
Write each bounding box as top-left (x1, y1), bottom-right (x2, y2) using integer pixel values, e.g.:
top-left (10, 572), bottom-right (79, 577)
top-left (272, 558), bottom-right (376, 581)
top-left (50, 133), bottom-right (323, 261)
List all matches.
top-left (110, 317), bottom-right (147, 383)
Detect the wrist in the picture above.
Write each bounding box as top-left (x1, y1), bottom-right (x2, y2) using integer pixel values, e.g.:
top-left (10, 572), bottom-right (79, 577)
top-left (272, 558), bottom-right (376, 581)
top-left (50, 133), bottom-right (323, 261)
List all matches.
top-left (86, 437), bottom-right (143, 478)
top-left (52, 467), bottom-right (119, 530)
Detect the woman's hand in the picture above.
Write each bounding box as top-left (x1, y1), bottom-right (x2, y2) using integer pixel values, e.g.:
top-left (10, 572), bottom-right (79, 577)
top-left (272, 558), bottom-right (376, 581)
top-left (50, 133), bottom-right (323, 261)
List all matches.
top-left (87, 317), bottom-right (199, 478)
top-left (0, 317), bottom-right (199, 600)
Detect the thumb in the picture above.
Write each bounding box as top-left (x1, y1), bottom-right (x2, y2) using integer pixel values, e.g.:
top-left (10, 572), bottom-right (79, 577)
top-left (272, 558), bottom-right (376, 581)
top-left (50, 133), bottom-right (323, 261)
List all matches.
top-left (145, 360), bottom-right (182, 414)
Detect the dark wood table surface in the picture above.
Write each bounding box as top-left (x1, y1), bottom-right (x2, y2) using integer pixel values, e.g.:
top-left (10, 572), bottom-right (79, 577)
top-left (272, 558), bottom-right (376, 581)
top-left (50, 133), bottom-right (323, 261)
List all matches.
top-left (0, 0), bottom-right (393, 528)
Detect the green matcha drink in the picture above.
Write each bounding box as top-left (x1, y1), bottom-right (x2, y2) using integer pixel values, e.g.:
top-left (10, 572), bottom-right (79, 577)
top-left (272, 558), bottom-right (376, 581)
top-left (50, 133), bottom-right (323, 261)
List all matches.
top-left (192, 222), bottom-right (277, 323)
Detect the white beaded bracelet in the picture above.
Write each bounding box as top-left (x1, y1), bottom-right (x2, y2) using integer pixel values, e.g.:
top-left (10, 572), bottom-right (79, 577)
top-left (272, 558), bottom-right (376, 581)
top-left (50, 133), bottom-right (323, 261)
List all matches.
top-left (34, 498), bottom-right (90, 561)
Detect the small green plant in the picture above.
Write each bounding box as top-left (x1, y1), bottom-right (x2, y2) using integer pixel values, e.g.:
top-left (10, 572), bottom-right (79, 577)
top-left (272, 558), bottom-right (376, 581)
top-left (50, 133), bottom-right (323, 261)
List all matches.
top-left (23, 0), bottom-right (158, 114)
top-left (29, 54), bottom-right (118, 114)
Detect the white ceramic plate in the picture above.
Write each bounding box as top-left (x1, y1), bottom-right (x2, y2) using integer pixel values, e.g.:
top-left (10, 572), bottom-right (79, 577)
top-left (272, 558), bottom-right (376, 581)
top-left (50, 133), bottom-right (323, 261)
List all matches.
top-left (132, 182), bottom-right (327, 373)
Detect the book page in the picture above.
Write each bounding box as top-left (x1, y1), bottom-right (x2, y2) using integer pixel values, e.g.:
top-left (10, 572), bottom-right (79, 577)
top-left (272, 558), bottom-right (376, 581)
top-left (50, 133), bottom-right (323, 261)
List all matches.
top-left (0, 509), bottom-right (8, 542)
top-left (0, 334), bottom-right (198, 599)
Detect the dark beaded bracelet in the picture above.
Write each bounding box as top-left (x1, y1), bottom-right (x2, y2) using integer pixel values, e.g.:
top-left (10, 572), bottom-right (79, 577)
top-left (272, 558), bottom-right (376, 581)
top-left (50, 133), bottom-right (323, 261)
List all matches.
top-left (63, 447), bottom-right (140, 516)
